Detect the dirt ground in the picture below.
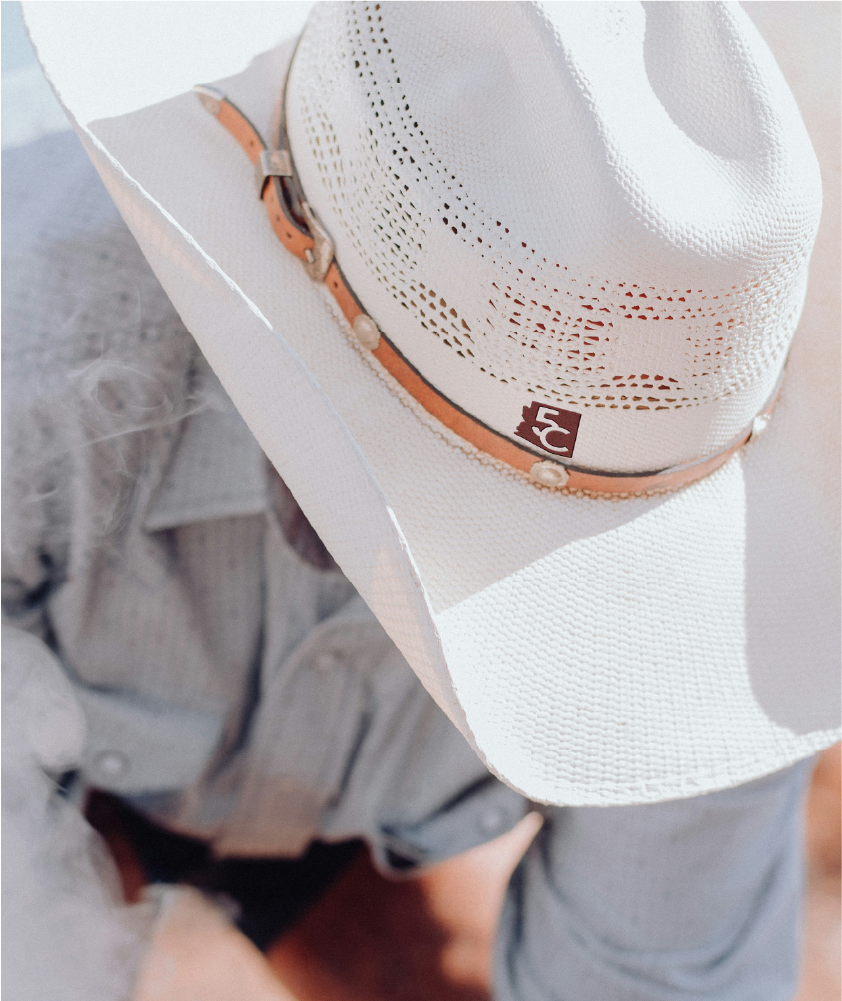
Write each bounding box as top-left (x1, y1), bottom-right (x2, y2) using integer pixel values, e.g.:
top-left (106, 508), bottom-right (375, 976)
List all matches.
top-left (795, 746), bottom-right (842, 1001)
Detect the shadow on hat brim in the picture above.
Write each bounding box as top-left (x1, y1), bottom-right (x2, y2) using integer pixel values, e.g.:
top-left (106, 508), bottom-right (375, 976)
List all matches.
top-left (24, 1), bottom-right (840, 805)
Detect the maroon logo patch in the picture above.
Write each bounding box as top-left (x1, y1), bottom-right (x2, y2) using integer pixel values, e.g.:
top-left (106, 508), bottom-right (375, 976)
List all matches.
top-left (515, 402), bottom-right (581, 458)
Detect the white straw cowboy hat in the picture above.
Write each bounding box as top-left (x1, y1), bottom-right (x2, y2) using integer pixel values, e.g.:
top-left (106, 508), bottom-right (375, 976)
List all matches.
top-left (25, 1), bottom-right (840, 805)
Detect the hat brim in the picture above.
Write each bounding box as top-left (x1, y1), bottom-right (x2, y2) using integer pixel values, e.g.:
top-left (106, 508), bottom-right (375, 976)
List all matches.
top-left (25, 1), bottom-right (840, 804)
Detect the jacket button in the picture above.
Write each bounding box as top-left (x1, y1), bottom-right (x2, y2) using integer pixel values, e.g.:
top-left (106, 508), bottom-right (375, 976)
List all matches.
top-left (93, 750), bottom-right (128, 779)
top-left (479, 807), bottom-right (507, 835)
top-left (313, 652), bottom-right (338, 671)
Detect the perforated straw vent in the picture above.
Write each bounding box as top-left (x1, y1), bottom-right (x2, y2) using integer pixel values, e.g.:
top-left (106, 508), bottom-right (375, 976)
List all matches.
top-left (286, 1), bottom-right (821, 473)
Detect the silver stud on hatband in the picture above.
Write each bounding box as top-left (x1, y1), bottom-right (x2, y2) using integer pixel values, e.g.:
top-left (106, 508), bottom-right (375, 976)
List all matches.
top-left (353, 314), bottom-right (381, 350)
top-left (750, 413), bottom-right (771, 441)
top-left (530, 460), bottom-right (570, 488)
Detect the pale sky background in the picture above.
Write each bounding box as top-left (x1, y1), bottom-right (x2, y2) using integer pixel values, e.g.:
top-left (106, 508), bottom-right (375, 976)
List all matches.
top-left (2, 0), bottom-right (72, 148)
top-left (2, 0), bottom-right (33, 71)
top-left (3, 1), bottom-right (313, 146)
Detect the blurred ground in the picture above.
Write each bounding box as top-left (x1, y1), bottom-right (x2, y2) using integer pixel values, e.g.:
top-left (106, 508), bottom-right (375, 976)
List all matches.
top-left (96, 746), bottom-right (840, 1001)
top-left (795, 746), bottom-right (842, 1001)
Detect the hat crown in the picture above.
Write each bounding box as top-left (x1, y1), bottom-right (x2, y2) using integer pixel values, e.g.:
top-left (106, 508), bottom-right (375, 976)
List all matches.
top-left (287, 0), bottom-right (821, 472)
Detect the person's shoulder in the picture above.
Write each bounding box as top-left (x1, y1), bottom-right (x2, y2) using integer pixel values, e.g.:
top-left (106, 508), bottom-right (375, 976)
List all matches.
top-left (4, 129), bottom-right (192, 374)
top-left (2, 130), bottom-right (120, 254)
top-left (2, 131), bottom-right (198, 556)
top-left (3, 130), bottom-right (196, 425)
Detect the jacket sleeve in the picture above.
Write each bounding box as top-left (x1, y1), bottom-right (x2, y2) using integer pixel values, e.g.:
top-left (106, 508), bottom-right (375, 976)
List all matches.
top-left (2, 625), bottom-right (155, 1001)
top-left (0, 130), bottom-right (167, 1001)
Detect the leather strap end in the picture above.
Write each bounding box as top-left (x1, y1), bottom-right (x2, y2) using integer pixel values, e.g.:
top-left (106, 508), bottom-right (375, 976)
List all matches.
top-left (194, 85), bottom-right (225, 117)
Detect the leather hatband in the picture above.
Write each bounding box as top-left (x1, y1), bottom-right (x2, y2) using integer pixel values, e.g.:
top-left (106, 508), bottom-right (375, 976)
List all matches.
top-left (194, 84), bottom-right (774, 496)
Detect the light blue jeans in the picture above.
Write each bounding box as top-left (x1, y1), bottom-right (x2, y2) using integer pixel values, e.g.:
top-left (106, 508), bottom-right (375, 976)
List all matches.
top-left (496, 759), bottom-right (814, 1001)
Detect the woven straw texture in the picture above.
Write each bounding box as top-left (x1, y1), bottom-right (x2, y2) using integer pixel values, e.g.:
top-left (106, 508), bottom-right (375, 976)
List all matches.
top-left (24, 1), bottom-right (840, 804)
top-left (288, 2), bottom-right (820, 472)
